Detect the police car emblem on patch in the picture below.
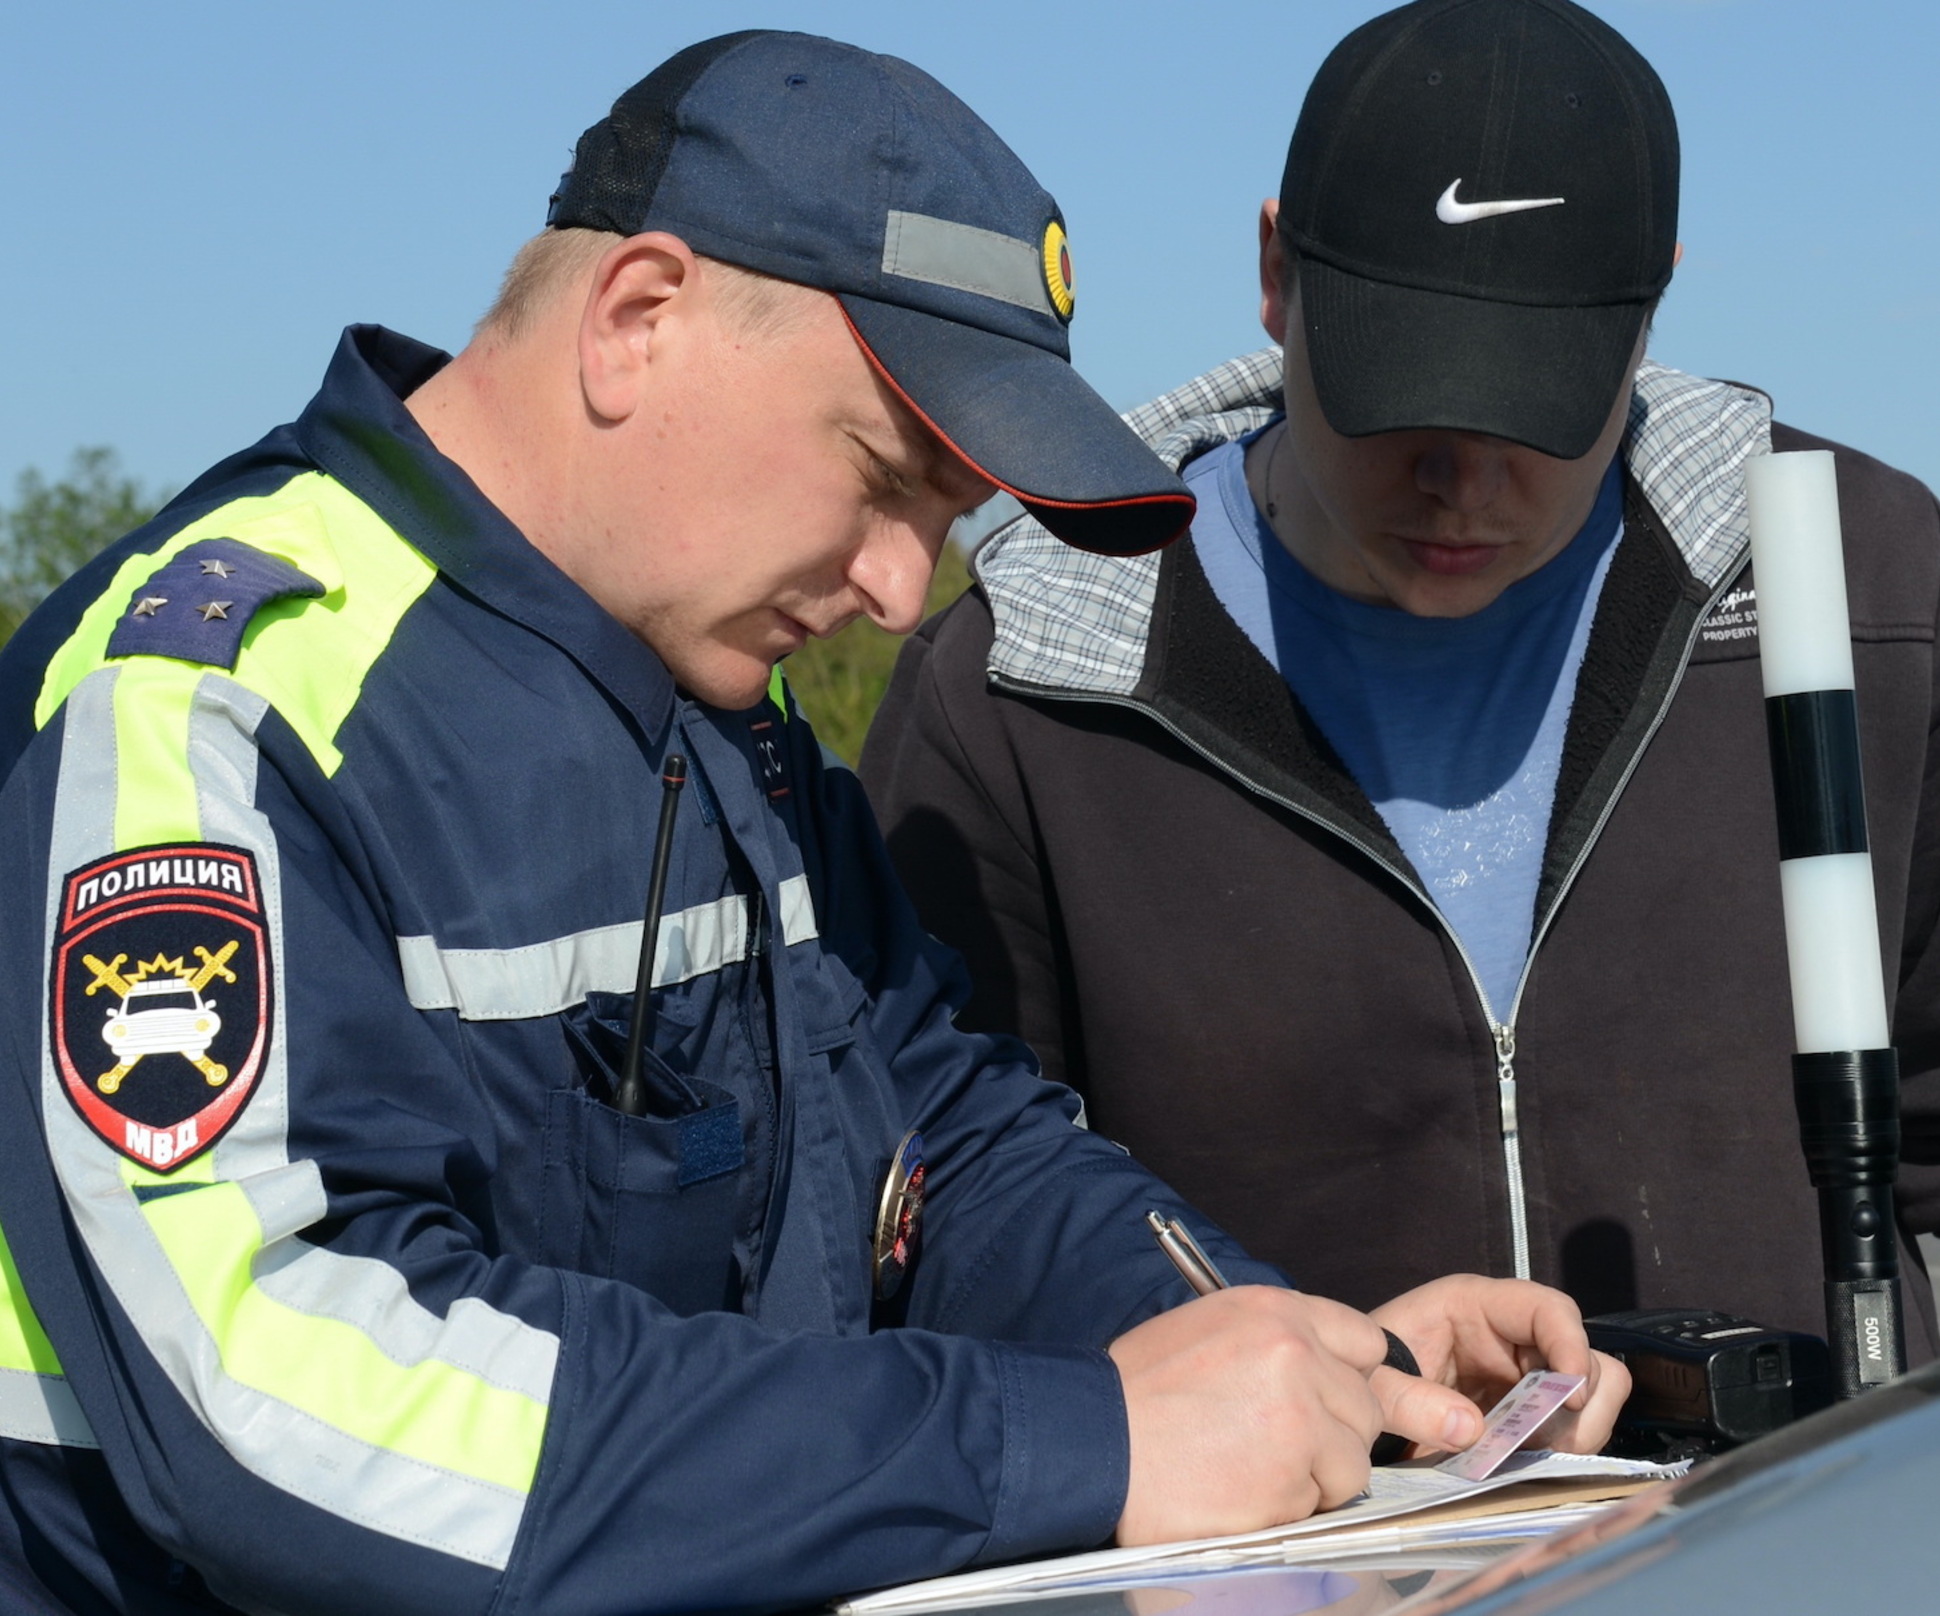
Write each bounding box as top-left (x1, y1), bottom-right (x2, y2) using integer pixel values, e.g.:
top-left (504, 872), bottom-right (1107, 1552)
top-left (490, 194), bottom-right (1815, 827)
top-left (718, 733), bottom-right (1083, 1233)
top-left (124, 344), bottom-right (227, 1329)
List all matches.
top-left (50, 845), bottom-right (272, 1172)
top-left (1041, 219), bottom-right (1075, 322)
top-left (872, 1129), bottom-right (927, 1301)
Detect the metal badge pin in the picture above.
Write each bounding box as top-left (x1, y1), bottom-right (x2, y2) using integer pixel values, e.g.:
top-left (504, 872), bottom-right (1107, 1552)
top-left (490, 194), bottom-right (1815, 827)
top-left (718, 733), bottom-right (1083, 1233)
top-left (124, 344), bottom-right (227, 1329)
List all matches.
top-left (872, 1130), bottom-right (926, 1301)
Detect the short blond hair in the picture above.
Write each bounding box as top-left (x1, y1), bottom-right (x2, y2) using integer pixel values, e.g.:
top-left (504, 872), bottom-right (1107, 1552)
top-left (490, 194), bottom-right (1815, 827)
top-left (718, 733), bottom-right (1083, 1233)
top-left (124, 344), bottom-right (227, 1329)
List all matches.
top-left (476, 228), bottom-right (615, 339)
top-left (476, 228), bottom-right (820, 341)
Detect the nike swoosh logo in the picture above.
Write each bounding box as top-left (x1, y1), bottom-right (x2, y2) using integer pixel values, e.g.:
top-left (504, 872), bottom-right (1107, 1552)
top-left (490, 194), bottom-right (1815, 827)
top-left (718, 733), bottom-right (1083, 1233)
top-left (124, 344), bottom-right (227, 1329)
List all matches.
top-left (1435, 180), bottom-right (1566, 225)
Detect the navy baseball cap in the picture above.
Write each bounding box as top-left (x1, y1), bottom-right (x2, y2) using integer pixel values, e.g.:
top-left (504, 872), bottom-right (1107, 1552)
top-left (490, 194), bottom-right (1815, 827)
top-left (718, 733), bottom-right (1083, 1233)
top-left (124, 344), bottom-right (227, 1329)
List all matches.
top-left (548, 31), bottom-right (1193, 555)
top-left (1279, 0), bottom-right (1679, 460)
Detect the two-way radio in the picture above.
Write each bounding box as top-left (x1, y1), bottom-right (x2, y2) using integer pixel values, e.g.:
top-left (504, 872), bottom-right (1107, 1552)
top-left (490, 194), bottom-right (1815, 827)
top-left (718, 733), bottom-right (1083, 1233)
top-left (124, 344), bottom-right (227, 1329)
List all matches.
top-left (614, 755), bottom-right (688, 1118)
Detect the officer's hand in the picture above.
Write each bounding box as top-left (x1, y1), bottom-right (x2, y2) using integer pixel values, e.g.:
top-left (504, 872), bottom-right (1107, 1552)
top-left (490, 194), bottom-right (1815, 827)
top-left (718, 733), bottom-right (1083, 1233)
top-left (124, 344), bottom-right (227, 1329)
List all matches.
top-left (1108, 1286), bottom-right (1387, 1546)
top-left (1369, 1275), bottom-right (1631, 1456)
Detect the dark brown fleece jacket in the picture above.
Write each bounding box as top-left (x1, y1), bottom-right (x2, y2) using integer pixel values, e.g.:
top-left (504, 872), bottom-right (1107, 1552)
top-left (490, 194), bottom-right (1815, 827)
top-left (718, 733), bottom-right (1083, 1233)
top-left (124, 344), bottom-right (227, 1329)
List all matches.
top-left (864, 413), bottom-right (1940, 1361)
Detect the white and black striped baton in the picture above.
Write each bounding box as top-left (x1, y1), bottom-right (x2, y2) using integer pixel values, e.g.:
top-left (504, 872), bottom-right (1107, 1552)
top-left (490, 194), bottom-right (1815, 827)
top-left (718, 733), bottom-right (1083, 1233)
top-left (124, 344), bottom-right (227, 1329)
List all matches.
top-left (1746, 449), bottom-right (1905, 1398)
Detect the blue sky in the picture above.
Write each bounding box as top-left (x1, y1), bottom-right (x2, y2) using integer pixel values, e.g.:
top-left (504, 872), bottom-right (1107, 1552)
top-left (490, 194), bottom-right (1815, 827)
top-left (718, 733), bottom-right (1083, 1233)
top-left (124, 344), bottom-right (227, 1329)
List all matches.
top-left (3, 1), bottom-right (1935, 500)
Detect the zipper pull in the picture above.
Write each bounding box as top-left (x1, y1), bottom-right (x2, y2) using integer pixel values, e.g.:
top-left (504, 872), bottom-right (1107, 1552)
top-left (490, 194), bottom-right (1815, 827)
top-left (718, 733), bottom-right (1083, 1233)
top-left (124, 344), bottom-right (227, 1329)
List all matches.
top-left (1494, 1024), bottom-right (1519, 1134)
top-left (747, 888), bottom-right (768, 959)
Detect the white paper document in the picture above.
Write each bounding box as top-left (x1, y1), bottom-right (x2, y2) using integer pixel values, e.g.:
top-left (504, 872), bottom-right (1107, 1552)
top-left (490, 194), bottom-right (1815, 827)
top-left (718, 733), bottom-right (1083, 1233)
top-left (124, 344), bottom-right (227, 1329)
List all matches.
top-left (837, 1452), bottom-right (1684, 1615)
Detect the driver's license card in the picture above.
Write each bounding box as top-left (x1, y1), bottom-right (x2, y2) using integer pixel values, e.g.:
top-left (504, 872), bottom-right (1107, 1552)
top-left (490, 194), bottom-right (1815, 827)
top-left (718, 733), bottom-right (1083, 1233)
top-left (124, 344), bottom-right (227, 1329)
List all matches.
top-left (1434, 1369), bottom-right (1587, 1481)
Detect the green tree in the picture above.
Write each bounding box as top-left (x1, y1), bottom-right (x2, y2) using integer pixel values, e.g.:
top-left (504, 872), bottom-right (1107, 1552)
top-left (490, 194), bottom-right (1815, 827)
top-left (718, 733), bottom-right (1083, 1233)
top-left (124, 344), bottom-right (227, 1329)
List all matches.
top-left (0, 448), bottom-right (169, 644)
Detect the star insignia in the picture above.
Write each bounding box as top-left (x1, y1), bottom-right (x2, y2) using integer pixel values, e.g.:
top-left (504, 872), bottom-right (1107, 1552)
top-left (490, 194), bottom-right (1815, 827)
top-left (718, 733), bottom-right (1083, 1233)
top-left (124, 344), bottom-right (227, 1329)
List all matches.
top-left (132, 596), bottom-right (168, 617)
top-left (199, 559), bottom-right (236, 579)
top-left (198, 601), bottom-right (233, 622)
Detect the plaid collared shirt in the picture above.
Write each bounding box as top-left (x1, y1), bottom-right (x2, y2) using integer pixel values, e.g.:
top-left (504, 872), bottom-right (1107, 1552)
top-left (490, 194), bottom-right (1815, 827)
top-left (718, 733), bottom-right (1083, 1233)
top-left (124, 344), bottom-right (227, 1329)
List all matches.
top-left (977, 350), bottom-right (1772, 694)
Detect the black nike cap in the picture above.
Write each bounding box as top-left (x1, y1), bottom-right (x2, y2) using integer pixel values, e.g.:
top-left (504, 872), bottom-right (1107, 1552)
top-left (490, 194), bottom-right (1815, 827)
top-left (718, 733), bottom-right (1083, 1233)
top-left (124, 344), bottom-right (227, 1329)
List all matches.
top-left (1279, 0), bottom-right (1679, 460)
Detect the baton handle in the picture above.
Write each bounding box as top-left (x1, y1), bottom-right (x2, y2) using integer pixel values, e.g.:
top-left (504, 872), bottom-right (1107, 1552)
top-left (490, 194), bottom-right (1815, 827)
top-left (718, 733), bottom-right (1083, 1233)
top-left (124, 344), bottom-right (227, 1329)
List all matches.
top-left (1825, 1278), bottom-right (1904, 1398)
top-left (1794, 1049), bottom-right (1906, 1396)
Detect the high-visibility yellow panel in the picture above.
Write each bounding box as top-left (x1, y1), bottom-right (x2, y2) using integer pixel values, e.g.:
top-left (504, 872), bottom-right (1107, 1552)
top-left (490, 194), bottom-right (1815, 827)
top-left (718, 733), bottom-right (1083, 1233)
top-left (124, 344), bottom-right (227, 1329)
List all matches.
top-left (139, 1181), bottom-right (546, 1496)
top-left (37, 474), bottom-right (437, 779)
top-left (0, 1219), bottom-right (62, 1377)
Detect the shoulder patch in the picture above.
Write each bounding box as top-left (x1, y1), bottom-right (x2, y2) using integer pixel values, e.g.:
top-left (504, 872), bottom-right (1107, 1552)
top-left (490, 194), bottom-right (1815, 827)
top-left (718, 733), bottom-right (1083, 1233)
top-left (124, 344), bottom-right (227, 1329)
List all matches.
top-left (105, 538), bottom-right (325, 670)
top-left (50, 845), bottom-right (273, 1172)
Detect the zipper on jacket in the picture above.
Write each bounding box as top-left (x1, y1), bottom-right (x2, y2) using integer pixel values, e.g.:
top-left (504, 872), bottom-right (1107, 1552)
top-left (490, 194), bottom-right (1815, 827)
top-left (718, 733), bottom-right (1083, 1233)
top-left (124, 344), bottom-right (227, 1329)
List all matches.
top-left (996, 559), bottom-right (1737, 1286)
top-left (1493, 1025), bottom-right (1530, 1279)
top-left (1380, 908), bottom-right (1534, 1281)
top-left (991, 675), bottom-right (1545, 1274)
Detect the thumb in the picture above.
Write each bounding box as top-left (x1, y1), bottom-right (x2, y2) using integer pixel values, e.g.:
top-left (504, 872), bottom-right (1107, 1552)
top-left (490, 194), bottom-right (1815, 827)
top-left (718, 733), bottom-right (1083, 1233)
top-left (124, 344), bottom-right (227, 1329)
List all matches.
top-left (1371, 1366), bottom-right (1483, 1455)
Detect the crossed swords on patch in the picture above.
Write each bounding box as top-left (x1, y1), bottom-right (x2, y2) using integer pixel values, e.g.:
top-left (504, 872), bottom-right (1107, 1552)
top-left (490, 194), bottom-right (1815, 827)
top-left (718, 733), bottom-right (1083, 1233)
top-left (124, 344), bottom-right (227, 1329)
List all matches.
top-left (80, 941), bottom-right (240, 1095)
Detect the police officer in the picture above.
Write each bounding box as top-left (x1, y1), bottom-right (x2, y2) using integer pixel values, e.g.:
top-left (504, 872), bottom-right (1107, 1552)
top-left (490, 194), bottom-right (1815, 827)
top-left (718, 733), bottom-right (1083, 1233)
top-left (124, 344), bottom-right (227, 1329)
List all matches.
top-left (0, 32), bottom-right (1623, 1615)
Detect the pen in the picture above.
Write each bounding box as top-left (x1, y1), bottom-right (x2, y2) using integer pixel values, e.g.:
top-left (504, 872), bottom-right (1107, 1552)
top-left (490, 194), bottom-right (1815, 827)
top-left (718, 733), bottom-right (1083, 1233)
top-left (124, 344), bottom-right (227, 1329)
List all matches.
top-left (1144, 1207), bottom-right (1419, 1464)
top-left (1146, 1209), bottom-right (1231, 1296)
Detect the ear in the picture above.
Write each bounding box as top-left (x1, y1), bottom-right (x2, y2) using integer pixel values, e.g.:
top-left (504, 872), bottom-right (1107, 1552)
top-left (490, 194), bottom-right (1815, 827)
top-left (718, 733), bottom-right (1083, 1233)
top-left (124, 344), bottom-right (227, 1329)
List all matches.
top-left (578, 233), bottom-right (700, 424)
top-left (1672, 241), bottom-right (1684, 271)
top-left (1258, 199), bottom-right (1289, 343)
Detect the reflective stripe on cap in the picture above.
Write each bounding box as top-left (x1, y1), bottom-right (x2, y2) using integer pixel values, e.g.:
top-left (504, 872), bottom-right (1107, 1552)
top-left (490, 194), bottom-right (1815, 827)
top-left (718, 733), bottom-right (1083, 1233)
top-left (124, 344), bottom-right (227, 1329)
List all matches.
top-left (882, 211), bottom-right (1057, 321)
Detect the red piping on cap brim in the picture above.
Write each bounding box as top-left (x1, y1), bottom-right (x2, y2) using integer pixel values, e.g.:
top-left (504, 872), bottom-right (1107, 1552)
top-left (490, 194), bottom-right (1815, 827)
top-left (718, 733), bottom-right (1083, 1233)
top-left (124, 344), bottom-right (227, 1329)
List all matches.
top-left (838, 308), bottom-right (1191, 557)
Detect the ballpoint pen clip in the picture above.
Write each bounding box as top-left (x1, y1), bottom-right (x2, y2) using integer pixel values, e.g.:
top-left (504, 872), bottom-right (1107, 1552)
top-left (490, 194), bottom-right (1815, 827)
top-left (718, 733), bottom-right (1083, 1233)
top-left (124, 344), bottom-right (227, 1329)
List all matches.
top-left (1146, 1209), bottom-right (1231, 1297)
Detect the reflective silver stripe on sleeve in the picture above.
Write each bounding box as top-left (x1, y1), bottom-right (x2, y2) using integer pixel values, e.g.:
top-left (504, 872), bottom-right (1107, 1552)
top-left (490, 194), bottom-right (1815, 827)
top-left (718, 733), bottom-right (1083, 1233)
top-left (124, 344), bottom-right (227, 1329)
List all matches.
top-left (0, 1367), bottom-right (100, 1448)
top-left (252, 1234), bottom-right (558, 1406)
top-left (42, 670), bottom-right (545, 1570)
top-left (197, 681), bottom-right (288, 1187)
top-left (400, 881), bottom-right (820, 1020)
top-left (881, 210), bottom-right (1054, 319)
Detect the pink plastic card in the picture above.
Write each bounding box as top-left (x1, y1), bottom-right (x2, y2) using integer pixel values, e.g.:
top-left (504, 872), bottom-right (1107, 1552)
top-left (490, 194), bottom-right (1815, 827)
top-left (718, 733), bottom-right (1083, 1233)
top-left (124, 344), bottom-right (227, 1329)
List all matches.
top-left (1434, 1369), bottom-right (1587, 1482)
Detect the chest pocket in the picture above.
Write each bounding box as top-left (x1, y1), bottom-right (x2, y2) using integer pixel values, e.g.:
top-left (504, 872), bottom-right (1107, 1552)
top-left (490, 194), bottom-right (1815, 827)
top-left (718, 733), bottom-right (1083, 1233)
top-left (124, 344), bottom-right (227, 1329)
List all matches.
top-left (540, 991), bottom-right (747, 1316)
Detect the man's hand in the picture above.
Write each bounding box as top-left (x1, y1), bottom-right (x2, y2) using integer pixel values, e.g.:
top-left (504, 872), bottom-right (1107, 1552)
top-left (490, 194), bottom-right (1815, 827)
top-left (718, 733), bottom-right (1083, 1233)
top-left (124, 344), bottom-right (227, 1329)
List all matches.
top-left (1108, 1286), bottom-right (1389, 1545)
top-left (1107, 1278), bottom-right (1629, 1548)
top-left (1370, 1275), bottom-right (1631, 1457)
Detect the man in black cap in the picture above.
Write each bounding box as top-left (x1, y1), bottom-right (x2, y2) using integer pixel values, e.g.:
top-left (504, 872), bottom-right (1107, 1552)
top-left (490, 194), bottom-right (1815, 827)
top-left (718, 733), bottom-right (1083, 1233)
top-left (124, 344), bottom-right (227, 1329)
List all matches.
top-left (0, 29), bottom-right (1624, 1616)
top-left (866, 0), bottom-right (1940, 1358)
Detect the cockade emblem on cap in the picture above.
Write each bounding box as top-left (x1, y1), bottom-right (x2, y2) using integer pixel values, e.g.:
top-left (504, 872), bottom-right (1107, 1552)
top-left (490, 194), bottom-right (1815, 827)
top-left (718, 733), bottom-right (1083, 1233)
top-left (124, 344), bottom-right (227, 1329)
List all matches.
top-left (1041, 220), bottom-right (1075, 322)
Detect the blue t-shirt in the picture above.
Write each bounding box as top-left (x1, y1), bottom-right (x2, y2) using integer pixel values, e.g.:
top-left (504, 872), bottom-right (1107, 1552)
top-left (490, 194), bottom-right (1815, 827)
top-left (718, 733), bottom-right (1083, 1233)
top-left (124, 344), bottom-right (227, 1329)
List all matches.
top-left (1190, 430), bottom-right (1623, 1022)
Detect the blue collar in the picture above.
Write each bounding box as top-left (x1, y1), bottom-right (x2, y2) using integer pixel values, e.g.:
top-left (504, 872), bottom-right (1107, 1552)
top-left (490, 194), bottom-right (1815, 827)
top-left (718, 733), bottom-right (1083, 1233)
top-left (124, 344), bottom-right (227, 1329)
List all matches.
top-left (295, 324), bottom-right (677, 740)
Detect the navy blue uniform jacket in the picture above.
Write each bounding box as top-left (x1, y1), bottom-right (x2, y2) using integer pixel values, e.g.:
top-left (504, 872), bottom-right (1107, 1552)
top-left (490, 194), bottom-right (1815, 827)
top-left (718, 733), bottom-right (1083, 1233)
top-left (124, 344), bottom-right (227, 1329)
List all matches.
top-left (0, 328), bottom-right (1278, 1616)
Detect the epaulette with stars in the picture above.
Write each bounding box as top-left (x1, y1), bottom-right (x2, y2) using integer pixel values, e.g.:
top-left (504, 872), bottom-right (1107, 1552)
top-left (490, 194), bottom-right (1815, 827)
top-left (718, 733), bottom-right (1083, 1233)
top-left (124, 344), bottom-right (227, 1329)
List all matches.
top-left (106, 538), bottom-right (325, 670)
